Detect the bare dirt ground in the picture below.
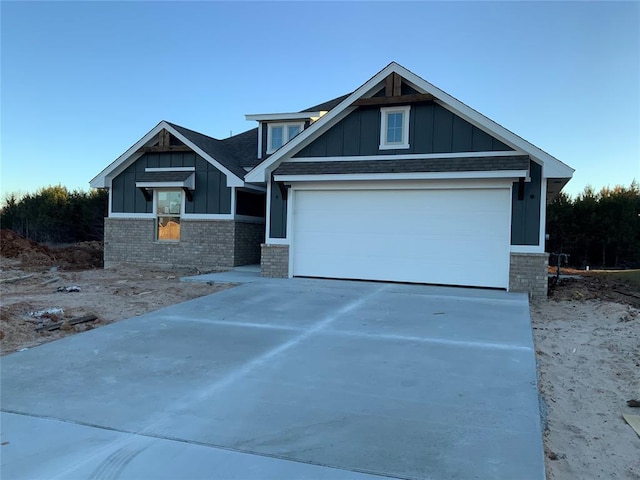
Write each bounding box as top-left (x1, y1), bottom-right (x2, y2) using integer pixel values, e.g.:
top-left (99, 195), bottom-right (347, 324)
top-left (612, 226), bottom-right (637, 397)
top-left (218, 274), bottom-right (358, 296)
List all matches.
top-left (0, 230), bottom-right (232, 355)
top-left (1, 230), bottom-right (639, 478)
top-left (534, 275), bottom-right (640, 480)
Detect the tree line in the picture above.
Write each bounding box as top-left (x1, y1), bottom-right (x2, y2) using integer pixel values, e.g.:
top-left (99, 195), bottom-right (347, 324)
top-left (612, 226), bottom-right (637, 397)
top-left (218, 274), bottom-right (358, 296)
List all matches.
top-left (0, 185), bottom-right (108, 244)
top-left (546, 182), bottom-right (640, 269)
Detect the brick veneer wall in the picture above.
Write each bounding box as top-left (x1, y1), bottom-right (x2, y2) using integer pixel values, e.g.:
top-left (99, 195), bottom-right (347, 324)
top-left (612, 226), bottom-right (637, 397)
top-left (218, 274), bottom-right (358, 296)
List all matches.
top-left (509, 252), bottom-right (549, 300)
top-left (234, 221), bottom-right (265, 266)
top-left (260, 244), bottom-right (289, 278)
top-left (104, 217), bottom-right (260, 270)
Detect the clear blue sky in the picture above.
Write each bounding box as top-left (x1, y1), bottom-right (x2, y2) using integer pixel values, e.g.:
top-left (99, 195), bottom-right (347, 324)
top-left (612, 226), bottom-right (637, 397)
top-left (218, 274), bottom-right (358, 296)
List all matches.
top-left (2, 1), bottom-right (638, 200)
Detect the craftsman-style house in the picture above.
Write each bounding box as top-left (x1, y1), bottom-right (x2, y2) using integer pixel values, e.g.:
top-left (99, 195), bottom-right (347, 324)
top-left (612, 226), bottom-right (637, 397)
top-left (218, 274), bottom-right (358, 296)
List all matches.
top-left (90, 62), bottom-right (573, 298)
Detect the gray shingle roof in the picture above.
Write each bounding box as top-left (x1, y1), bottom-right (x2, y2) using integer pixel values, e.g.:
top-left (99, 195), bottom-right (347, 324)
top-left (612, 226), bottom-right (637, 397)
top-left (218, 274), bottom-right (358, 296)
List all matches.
top-left (220, 128), bottom-right (259, 168)
top-left (273, 156), bottom-right (530, 176)
top-left (301, 93), bottom-right (351, 112)
top-left (166, 122), bottom-right (248, 180)
top-left (162, 94), bottom-right (351, 179)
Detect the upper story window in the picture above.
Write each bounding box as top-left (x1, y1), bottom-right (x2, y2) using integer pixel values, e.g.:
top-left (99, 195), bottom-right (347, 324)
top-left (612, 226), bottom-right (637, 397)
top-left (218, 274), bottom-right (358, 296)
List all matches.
top-left (267, 123), bottom-right (304, 153)
top-left (379, 106), bottom-right (410, 150)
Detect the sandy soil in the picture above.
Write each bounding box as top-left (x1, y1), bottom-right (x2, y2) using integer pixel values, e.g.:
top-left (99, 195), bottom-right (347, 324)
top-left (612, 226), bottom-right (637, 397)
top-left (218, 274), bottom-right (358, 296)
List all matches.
top-left (532, 298), bottom-right (640, 480)
top-left (0, 258), bottom-right (232, 355)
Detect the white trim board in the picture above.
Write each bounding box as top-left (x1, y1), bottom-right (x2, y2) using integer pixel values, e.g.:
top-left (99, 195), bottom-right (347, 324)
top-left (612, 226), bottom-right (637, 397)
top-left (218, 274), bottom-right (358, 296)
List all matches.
top-left (108, 213), bottom-right (155, 219)
top-left (379, 105), bottom-right (411, 150)
top-left (145, 167), bottom-right (195, 172)
top-left (246, 112), bottom-right (325, 121)
top-left (274, 170), bottom-right (528, 183)
top-left (181, 214), bottom-right (234, 220)
top-left (285, 179), bottom-right (515, 192)
top-left (267, 122), bottom-right (305, 154)
top-left (288, 185), bottom-right (511, 288)
top-left (510, 245), bottom-right (545, 254)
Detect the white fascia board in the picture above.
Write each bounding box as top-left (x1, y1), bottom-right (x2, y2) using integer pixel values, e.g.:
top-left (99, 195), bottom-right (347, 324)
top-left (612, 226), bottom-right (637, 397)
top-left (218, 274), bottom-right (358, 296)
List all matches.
top-left (90, 122), bottom-right (166, 188)
top-left (90, 121), bottom-right (244, 189)
top-left (287, 178), bottom-right (514, 191)
top-left (145, 167), bottom-right (195, 172)
top-left (182, 213), bottom-right (234, 220)
top-left (245, 63), bottom-right (401, 183)
top-left (109, 213), bottom-right (155, 219)
top-left (287, 151), bottom-right (526, 163)
top-left (510, 245), bottom-right (545, 253)
top-left (240, 184), bottom-right (267, 193)
top-left (245, 112), bottom-right (325, 121)
top-left (393, 63), bottom-right (574, 179)
top-left (274, 170), bottom-right (528, 183)
top-left (266, 238), bottom-right (290, 245)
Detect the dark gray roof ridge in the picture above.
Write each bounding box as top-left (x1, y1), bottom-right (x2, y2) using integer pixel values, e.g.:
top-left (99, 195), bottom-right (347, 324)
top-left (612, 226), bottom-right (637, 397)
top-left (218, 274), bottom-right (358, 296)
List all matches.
top-left (165, 121), bottom-right (247, 179)
top-left (301, 93), bottom-right (352, 112)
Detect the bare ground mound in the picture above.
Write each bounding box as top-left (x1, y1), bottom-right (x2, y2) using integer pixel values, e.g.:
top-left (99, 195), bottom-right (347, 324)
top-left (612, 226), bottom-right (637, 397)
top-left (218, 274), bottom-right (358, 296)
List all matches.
top-left (0, 229), bottom-right (103, 270)
top-left (548, 269), bottom-right (640, 309)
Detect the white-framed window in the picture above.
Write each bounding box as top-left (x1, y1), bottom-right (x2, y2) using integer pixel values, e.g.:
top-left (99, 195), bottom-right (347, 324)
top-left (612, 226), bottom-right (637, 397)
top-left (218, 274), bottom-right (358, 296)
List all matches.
top-left (267, 122), bottom-right (304, 153)
top-left (156, 190), bottom-right (183, 241)
top-left (379, 106), bottom-right (410, 150)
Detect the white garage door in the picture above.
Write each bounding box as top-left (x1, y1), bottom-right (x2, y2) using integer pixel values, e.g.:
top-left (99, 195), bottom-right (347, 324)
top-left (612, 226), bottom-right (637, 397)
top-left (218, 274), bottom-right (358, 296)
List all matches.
top-left (292, 187), bottom-right (511, 288)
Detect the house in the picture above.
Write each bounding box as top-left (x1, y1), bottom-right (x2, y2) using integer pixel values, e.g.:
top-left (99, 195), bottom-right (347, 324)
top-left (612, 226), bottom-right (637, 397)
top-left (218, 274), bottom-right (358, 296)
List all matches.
top-left (90, 62), bottom-right (574, 299)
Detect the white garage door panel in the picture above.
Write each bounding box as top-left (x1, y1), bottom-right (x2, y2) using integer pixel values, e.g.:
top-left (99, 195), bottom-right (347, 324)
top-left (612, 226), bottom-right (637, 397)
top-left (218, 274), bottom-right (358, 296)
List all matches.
top-left (293, 188), bottom-right (510, 288)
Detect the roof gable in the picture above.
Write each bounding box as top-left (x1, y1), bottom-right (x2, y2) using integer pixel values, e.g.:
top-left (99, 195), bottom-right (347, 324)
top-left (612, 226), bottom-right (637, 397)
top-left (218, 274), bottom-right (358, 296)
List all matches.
top-left (245, 62), bottom-right (574, 183)
top-left (90, 121), bottom-right (245, 188)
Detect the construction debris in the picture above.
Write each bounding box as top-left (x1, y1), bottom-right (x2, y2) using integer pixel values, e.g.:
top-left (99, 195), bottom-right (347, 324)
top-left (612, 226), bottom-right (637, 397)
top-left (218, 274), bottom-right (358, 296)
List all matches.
top-left (28, 308), bottom-right (64, 319)
top-left (0, 274), bottom-right (35, 284)
top-left (56, 285), bottom-right (81, 293)
top-left (35, 314), bottom-right (98, 332)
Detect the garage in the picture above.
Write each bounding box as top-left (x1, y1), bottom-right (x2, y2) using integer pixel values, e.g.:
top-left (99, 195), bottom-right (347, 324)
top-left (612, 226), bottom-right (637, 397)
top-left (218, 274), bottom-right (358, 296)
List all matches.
top-left (291, 185), bottom-right (512, 288)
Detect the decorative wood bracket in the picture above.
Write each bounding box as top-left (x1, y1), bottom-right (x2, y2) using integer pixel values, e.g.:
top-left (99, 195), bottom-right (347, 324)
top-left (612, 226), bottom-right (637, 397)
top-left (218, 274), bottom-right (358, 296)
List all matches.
top-left (385, 72), bottom-right (402, 97)
top-left (182, 187), bottom-right (193, 202)
top-left (352, 72), bottom-right (435, 107)
top-left (139, 187), bottom-right (152, 202)
top-left (352, 93), bottom-right (434, 107)
top-left (137, 145), bottom-right (192, 153)
top-left (517, 177), bottom-right (525, 201)
top-left (159, 128), bottom-right (171, 147)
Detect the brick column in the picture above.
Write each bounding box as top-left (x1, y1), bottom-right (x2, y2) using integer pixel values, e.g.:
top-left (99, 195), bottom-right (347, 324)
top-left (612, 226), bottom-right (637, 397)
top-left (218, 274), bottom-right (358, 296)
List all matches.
top-left (260, 244), bottom-right (289, 278)
top-left (509, 252), bottom-right (549, 300)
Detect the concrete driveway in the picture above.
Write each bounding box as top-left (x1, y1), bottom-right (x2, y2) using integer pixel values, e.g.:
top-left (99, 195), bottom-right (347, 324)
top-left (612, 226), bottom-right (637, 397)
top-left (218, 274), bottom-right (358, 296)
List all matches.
top-left (1, 277), bottom-right (545, 480)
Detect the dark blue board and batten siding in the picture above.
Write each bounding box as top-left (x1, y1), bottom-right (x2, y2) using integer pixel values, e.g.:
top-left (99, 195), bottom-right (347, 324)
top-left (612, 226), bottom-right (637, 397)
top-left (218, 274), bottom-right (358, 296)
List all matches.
top-left (294, 103), bottom-right (513, 158)
top-left (271, 101), bottom-right (542, 245)
top-left (511, 161), bottom-right (541, 245)
top-left (111, 152), bottom-right (231, 214)
top-left (269, 179), bottom-right (287, 238)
